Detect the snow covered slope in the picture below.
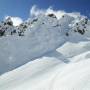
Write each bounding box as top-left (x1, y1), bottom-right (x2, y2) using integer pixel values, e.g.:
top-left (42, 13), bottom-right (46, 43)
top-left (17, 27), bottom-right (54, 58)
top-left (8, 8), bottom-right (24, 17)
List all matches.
top-left (0, 13), bottom-right (90, 90)
top-left (0, 14), bottom-right (69, 74)
top-left (0, 51), bottom-right (90, 90)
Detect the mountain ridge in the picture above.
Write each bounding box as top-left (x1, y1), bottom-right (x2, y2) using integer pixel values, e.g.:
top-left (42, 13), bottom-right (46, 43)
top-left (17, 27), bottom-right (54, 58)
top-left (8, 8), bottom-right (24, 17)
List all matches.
top-left (0, 12), bottom-right (90, 90)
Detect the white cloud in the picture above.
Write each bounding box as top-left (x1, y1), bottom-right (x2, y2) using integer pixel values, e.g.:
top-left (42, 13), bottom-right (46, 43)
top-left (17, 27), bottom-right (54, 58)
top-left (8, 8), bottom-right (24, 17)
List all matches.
top-left (30, 5), bottom-right (81, 19)
top-left (30, 5), bottom-right (45, 17)
top-left (5, 16), bottom-right (23, 26)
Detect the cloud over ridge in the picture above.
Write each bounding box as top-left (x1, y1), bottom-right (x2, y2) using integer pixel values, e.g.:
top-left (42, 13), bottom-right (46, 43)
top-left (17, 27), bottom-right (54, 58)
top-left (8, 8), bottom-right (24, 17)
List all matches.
top-left (30, 5), bottom-right (81, 19)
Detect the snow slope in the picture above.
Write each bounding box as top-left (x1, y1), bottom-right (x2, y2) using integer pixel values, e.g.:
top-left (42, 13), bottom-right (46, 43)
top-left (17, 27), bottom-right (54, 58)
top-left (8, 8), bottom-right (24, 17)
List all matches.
top-left (0, 14), bottom-right (67, 74)
top-left (0, 13), bottom-right (90, 90)
top-left (0, 51), bottom-right (90, 90)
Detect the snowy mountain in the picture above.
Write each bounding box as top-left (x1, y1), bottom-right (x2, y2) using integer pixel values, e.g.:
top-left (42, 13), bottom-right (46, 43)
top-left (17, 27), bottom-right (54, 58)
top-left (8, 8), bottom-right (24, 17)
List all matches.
top-left (0, 12), bottom-right (90, 90)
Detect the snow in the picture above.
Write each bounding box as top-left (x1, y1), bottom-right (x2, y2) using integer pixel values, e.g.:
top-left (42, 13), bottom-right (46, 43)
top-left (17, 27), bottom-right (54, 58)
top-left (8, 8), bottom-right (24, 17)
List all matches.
top-left (5, 16), bottom-right (23, 26)
top-left (0, 52), bottom-right (90, 90)
top-left (52, 61), bottom-right (90, 90)
top-left (0, 14), bottom-right (67, 74)
top-left (0, 12), bottom-right (90, 90)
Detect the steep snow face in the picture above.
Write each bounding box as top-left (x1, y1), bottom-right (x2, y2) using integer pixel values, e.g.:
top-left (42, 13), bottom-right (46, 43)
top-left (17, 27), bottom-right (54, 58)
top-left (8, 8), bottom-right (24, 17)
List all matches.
top-left (0, 13), bottom-right (90, 75)
top-left (0, 14), bottom-right (74, 74)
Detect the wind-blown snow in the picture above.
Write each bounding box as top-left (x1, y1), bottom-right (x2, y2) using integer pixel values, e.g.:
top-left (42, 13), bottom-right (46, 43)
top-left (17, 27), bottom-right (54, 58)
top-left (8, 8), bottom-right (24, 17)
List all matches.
top-left (30, 5), bottom-right (81, 19)
top-left (0, 10), bottom-right (90, 90)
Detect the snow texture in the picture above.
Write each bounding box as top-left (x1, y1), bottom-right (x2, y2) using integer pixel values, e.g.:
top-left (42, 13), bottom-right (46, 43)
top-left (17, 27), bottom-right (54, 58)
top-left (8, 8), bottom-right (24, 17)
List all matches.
top-left (0, 12), bottom-right (90, 90)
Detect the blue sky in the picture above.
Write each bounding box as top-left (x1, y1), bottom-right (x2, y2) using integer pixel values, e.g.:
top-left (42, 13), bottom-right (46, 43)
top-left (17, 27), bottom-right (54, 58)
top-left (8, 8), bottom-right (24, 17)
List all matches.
top-left (0, 0), bottom-right (90, 20)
